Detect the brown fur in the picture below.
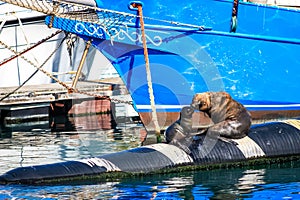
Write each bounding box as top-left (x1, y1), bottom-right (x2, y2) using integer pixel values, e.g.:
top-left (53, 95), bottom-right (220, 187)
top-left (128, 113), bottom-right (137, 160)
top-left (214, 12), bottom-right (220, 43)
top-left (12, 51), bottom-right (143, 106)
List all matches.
top-left (191, 92), bottom-right (251, 140)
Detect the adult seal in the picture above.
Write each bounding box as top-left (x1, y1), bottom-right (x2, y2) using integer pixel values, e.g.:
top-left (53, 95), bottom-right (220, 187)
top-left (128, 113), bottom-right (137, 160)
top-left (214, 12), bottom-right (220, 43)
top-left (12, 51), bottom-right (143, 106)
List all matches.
top-left (164, 106), bottom-right (194, 154)
top-left (191, 91), bottom-right (252, 142)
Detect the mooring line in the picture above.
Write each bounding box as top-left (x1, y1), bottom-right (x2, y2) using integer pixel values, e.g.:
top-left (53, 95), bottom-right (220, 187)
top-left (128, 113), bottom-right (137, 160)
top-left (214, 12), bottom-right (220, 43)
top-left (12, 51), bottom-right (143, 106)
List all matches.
top-left (0, 30), bottom-right (62, 67)
top-left (133, 3), bottom-right (161, 143)
top-left (0, 31), bottom-right (66, 102)
top-left (0, 31), bottom-right (132, 105)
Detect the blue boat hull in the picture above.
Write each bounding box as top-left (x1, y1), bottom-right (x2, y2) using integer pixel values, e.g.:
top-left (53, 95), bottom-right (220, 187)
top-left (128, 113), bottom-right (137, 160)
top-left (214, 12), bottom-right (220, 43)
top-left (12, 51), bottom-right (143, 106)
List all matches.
top-left (45, 15), bottom-right (300, 113)
top-left (93, 30), bottom-right (300, 112)
top-left (98, 0), bottom-right (300, 39)
top-left (40, 0), bottom-right (300, 129)
top-left (3, 0), bottom-right (300, 116)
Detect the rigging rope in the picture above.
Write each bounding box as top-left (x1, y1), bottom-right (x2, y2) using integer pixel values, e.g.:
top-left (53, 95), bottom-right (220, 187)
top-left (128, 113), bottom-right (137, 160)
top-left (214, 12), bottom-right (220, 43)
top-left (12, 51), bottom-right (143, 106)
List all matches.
top-left (0, 30), bottom-right (132, 105)
top-left (134, 3), bottom-right (161, 143)
top-left (0, 30), bottom-right (62, 67)
top-left (0, 0), bottom-right (205, 38)
top-left (0, 19), bottom-right (7, 34)
top-left (11, 12), bottom-right (40, 65)
top-left (0, 33), bottom-right (66, 102)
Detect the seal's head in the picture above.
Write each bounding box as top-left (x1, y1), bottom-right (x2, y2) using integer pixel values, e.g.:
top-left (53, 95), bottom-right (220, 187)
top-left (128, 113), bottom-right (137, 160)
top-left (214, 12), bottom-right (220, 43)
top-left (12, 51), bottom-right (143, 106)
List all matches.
top-left (180, 106), bottom-right (194, 118)
top-left (191, 92), bottom-right (211, 111)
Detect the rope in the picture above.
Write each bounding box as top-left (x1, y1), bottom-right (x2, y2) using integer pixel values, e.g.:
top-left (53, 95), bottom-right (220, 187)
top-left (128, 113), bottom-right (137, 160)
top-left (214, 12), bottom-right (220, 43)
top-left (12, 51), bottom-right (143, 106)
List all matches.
top-left (61, 0), bottom-right (206, 30)
top-left (134, 3), bottom-right (161, 143)
top-left (0, 70), bottom-right (39, 102)
top-left (0, 31), bottom-right (132, 105)
top-left (230, 0), bottom-right (239, 32)
top-left (0, 31), bottom-right (66, 102)
top-left (0, 30), bottom-right (62, 67)
top-left (12, 12), bottom-right (40, 65)
top-left (0, 0), bottom-right (205, 35)
top-left (0, 19), bottom-right (7, 34)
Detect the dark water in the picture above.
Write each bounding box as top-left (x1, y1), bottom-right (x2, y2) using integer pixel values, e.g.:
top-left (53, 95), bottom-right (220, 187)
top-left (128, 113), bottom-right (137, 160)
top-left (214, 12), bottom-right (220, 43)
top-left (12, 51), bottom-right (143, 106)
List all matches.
top-left (0, 117), bottom-right (300, 199)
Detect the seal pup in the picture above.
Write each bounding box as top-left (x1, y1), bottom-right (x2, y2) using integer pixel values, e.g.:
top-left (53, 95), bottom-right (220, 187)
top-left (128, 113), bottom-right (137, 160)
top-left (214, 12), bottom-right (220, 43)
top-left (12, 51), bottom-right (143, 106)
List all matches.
top-left (191, 91), bottom-right (251, 143)
top-left (164, 106), bottom-right (195, 154)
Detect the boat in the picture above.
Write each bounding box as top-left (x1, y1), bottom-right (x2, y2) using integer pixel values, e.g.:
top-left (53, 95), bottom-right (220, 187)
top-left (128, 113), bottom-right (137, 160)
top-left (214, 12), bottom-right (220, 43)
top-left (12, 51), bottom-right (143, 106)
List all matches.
top-left (1, 0), bottom-right (300, 133)
top-left (0, 1), bottom-right (66, 87)
top-left (0, 119), bottom-right (300, 184)
top-left (0, 1), bottom-right (117, 87)
top-left (0, 1), bottom-right (140, 132)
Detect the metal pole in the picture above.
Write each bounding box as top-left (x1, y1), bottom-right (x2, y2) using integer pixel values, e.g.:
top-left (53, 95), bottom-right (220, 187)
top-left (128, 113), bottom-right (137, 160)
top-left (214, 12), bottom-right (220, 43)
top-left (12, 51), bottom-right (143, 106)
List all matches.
top-left (71, 40), bottom-right (91, 91)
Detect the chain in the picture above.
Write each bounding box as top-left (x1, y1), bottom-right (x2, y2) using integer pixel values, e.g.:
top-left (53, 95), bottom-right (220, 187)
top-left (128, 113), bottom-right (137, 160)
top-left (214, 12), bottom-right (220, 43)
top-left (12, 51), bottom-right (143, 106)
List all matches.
top-left (110, 97), bottom-right (133, 105)
top-left (75, 90), bottom-right (133, 105)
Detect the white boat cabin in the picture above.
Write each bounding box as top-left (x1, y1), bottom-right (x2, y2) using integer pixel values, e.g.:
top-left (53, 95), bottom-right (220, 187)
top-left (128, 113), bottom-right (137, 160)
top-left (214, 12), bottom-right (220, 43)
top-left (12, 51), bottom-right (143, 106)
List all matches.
top-left (246, 0), bottom-right (300, 8)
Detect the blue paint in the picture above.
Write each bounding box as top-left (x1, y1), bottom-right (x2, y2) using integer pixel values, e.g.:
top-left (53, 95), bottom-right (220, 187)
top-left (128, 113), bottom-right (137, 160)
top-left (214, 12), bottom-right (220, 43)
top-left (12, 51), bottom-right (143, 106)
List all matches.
top-left (44, 0), bottom-right (300, 112)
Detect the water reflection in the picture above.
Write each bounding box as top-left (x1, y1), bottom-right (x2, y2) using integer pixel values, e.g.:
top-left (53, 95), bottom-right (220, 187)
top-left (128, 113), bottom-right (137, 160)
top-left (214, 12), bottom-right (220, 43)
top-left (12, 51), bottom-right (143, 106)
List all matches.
top-left (110, 164), bottom-right (300, 200)
top-left (0, 125), bottom-right (145, 172)
top-left (1, 116), bottom-right (300, 199)
top-left (236, 169), bottom-right (266, 194)
top-left (1, 163), bottom-right (299, 199)
top-left (50, 114), bottom-right (114, 132)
